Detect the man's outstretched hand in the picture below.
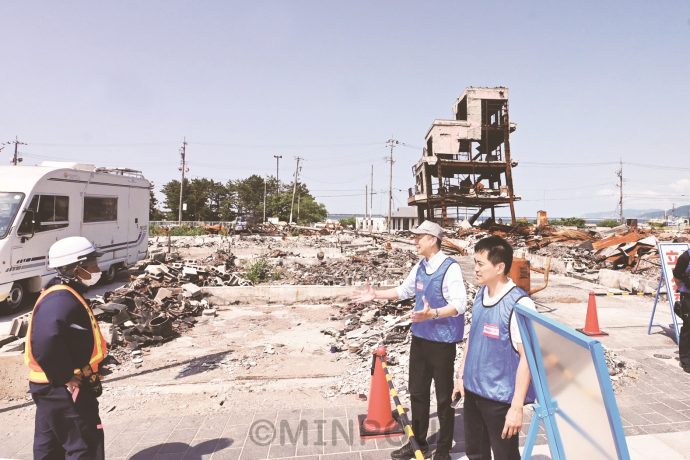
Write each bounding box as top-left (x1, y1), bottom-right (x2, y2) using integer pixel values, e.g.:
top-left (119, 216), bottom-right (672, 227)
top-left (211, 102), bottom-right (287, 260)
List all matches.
top-left (352, 284), bottom-right (376, 304)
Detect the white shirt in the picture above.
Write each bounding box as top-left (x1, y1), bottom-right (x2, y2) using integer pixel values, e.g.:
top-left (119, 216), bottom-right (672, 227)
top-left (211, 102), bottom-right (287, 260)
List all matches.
top-left (397, 251), bottom-right (467, 315)
top-left (481, 279), bottom-right (536, 349)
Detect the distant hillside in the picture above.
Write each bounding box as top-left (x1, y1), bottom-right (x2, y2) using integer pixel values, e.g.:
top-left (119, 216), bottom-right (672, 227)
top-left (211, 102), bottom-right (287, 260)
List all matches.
top-left (638, 205), bottom-right (690, 219)
top-left (582, 208), bottom-right (662, 219)
top-left (582, 205), bottom-right (690, 219)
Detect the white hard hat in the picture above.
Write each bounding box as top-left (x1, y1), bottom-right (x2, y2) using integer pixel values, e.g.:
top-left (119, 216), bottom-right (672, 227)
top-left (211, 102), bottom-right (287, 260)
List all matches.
top-left (48, 236), bottom-right (102, 269)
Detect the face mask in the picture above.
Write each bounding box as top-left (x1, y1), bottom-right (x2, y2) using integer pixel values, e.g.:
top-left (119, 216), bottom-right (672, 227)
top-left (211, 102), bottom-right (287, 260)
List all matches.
top-left (80, 271), bottom-right (102, 287)
top-left (75, 265), bottom-right (102, 286)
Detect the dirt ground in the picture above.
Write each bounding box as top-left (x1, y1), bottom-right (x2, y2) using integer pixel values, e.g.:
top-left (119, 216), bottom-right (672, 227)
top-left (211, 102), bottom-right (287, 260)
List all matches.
top-left (0, 301), bottom-right (363, 425)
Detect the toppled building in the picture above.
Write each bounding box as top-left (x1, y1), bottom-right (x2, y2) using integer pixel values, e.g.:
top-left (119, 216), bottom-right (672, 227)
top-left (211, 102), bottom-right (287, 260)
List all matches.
top-left (408, 87), bottom-right (520, 225)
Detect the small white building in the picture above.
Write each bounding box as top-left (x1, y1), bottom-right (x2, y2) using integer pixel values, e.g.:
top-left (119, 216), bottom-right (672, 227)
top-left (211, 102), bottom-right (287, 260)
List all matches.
top-left (356, 216), bottom-right (387, 233)
top-left (390, 207), bottom-right (421, 231)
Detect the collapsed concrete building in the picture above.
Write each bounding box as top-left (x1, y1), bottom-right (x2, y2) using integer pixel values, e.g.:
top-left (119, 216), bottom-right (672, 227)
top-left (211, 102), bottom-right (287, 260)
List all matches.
top-left (408, 87), bottom-right (520, 225)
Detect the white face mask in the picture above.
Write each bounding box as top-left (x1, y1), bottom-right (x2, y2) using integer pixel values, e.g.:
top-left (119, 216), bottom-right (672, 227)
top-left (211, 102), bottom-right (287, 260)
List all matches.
top-left (75, 266), bottom-right (102, 286)
top-left (80, 271), bottom-right (101, 286)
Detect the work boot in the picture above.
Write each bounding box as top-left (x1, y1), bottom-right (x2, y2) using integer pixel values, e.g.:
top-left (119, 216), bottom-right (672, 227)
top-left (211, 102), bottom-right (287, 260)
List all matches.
top-left (390, 441), bottom-right (430, 459)
top-left (432, 450), bottom-right (451, 460)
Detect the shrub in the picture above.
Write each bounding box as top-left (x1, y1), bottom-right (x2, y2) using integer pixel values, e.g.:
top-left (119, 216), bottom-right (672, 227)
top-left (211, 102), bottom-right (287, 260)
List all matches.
top-left (514, 218), bottom-right (533, 227)
top-left (550, 217), bottom-right (586, 227)
top-left (149, 225), bottom-right (206, 236)
top-left (244, 258), bottom-right (280, 284)
top-left (339, 217), bottom-right (356, 228)
top-left (598, 219), bottom-right (621, 228)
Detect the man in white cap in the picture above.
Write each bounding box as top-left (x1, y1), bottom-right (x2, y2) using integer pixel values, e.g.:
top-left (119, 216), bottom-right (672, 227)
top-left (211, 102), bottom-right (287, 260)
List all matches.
top-left (25, 236), bottom-right (108, 459)
top-left (353, 220), bottom-right (467, 460)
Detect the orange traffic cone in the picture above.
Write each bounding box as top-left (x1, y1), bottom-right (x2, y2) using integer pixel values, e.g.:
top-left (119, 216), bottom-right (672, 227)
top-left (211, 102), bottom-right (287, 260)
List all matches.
top-left (358, 346), bottom-right (404, 438)
top-left (577, 292), bottom-right (608, 336)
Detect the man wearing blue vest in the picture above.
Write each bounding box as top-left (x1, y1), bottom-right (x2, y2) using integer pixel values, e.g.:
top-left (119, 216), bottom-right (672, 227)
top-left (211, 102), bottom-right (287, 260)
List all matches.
top-left (353, 220), bottom-right (467, 460)
top-left (672, 248), bottom-right (690, 373)
top-left (453, 236), bottom-right (535, 460)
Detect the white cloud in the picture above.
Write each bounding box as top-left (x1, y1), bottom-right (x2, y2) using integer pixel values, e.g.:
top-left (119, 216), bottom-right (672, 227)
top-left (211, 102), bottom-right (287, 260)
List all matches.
top-left (595, 188), bottom-right (616, 197)
top-left (670, 179), bottom-right (690, 192)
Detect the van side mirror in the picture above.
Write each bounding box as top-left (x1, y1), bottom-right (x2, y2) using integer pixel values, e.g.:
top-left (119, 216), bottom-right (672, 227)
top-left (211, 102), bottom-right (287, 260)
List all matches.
top-left (19, 209), bottom-right (36, 243)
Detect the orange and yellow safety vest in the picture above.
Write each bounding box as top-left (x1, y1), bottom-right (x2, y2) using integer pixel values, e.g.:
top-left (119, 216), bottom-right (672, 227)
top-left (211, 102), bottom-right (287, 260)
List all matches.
top-left (24, 284), bottom-right (107, 384)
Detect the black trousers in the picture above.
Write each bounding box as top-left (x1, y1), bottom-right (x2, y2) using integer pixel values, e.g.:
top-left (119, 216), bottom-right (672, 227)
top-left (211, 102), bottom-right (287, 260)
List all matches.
top-left (463, 390), bottom-right (519, 460)
top-left (409, 336), bottom-right (456, 452)
top-left (680, 294), bottom-right (690, 367)
top-left (31, 385), bottom-right (104, 460)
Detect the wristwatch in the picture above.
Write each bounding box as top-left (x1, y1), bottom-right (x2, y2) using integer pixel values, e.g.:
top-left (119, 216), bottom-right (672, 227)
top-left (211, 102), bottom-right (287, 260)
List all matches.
top-left (434, 308), bottom-right (439, 319)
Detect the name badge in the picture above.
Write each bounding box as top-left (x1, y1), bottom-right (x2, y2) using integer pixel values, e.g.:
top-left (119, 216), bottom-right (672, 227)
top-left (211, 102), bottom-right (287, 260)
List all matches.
top-left (483, 323), bottom-right (499, 339)
top-left (416, 281), bottom-right (424, 292)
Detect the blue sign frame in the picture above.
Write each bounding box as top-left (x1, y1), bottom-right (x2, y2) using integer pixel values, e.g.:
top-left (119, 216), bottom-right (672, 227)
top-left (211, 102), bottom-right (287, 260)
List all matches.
top-left (514, 304), bottom-right (630, 460)
top-left (648, 242), bottom-right (688, 344)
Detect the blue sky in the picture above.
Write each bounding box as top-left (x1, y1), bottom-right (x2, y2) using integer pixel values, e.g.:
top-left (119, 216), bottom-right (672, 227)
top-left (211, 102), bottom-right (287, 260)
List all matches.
top-left (2, 1), bottom-right (689, 218)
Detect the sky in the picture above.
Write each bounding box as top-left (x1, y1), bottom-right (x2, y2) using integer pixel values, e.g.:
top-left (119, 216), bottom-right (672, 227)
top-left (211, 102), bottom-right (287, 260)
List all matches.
top-left (2, 1), bottom-right (690, 219)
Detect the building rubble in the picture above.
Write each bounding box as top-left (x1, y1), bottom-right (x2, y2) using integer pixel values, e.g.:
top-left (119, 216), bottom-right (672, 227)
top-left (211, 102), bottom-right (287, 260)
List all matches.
top-left (319, 278), bottom-right (641, 400)
top-left (91, 249), bottom-right (252, 364)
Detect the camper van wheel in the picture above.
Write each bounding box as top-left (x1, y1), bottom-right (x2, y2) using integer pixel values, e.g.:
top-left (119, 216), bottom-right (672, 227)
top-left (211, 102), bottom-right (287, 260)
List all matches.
top-left (5, 282), bottom-right (24, 312)
top-left (102, 264), bottom-right (119, 283)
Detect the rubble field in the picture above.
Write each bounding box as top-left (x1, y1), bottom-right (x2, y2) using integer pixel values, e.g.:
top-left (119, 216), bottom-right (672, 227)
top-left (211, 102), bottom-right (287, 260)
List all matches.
top-left (0, 227), bottom-right (658, 419)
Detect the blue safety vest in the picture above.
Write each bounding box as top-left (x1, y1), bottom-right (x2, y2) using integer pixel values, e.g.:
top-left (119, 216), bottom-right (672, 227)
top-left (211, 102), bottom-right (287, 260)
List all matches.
top-left (463, 285), bottom-right (536, 404)
top-left (410, 257), bottom-right (465, 343)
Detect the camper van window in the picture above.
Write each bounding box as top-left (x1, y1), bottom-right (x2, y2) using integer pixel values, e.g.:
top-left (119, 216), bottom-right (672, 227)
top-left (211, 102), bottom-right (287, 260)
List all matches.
top-left (84, 197), bottom-right (118, 223)
top-left (0, 192), bottom-right (25, 239)
top-left (18, 195), bottom-right (69, 234)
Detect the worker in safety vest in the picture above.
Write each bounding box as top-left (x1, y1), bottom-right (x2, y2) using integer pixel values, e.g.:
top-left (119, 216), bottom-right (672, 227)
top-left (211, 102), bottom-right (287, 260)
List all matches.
top-left (25, 236), bottom-right (107, 460)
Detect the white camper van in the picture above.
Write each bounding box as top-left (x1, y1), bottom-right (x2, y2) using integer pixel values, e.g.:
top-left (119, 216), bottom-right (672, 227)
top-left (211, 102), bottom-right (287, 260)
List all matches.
top-left (0, 162), bottom-right (150, 312)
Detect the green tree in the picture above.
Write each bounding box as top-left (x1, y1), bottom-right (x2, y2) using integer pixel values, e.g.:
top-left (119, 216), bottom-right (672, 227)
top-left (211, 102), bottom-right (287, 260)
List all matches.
top-left (160, 175), bottom-right (328, 225)
top-left (149, 186), bottom-right (164, 220)
top-left (161, 179), bottom-right (185, 220)
top-left (233, 175), bottom-right (266, 224)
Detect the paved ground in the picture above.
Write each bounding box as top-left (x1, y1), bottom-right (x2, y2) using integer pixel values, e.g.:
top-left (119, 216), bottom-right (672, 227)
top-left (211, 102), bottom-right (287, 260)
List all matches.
top-left (1, 402), bottom-right (690, 459)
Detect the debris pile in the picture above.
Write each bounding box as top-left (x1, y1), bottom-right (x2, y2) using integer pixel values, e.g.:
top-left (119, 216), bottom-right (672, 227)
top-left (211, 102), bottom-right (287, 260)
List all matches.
top-left (592, 234), bottom-right (658, 272)
top-left (320, 281), bottom-right (479, 400)
top-left (277, 248), bottom-right (418, 286)
top-left (92, 251), bottom-right (251, 362)
top-left (319, 277), bottom-right (640, 399)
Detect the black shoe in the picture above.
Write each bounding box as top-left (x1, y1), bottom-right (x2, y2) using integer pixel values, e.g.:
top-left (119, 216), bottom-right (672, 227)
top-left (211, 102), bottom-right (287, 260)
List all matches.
top-left (432, 450), bottom-right (451, 460)
top-left (390, 441), bottom-right (430, 459)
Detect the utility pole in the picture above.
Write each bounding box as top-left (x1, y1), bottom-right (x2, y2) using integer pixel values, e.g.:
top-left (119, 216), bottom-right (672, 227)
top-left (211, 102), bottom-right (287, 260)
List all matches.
top-left (370, 164), bottom-right (374, 222)
top-left (273, 155), bottom-right (283, 183)
top-left (289, 156), bottom-right (302, 224)
top-left (385, 139), bottom-right (399, 232)
top-left (365, 184), bottom-right (368, 231)
top-left (178, 138), bottom-right (188, 224)
top-left (616, 159), bottom-right (623, 224)
top-left (263, 177), bottom-right (267, 223)
top-left (4, 136), bottom-right (26, 166)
